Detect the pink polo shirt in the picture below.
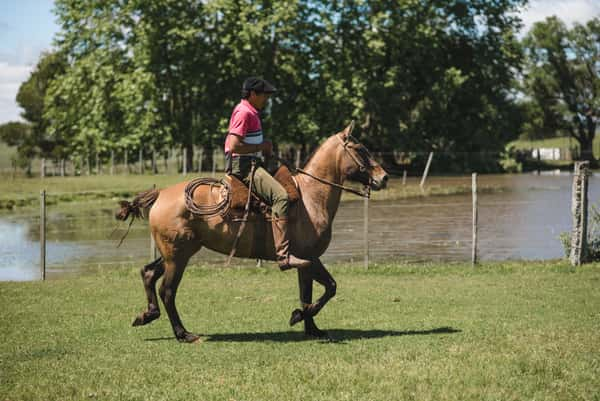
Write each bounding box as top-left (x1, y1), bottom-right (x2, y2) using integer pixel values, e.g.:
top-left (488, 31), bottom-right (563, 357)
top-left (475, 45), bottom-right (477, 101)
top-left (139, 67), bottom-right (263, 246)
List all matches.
top-left (225, 99), bottom-right (263, 157)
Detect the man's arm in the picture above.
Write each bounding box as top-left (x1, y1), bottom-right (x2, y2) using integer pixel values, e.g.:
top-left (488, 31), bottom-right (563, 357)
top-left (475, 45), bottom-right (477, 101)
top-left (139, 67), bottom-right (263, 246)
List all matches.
top-left (228, 134), bottom-right (272, 156)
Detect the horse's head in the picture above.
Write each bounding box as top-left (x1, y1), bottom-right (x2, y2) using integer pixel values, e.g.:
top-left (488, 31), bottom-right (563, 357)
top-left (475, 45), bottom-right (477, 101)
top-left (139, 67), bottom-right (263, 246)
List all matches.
top-left (337, 122), bottom-right (388, 191)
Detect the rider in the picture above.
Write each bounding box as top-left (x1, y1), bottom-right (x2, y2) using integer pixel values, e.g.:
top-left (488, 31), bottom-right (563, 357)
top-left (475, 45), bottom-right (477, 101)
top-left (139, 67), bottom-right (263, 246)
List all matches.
top-left (225, 77), bottom-right (311, 271)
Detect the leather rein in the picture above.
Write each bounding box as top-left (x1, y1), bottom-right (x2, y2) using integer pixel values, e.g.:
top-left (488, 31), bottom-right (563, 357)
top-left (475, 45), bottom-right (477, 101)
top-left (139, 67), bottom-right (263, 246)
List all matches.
top-left (283, 134), bottom-right (372, 199)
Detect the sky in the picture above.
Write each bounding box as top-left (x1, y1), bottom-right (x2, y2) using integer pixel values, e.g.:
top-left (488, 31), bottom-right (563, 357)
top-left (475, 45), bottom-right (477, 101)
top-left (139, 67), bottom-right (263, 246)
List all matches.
top-left (0, 0), bottom-right (599, 124)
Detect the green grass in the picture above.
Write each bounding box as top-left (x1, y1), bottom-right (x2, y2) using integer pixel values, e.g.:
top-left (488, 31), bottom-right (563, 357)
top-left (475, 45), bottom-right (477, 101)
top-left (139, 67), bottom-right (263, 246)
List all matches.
top-left (1, 261), bottom-right (599, 401)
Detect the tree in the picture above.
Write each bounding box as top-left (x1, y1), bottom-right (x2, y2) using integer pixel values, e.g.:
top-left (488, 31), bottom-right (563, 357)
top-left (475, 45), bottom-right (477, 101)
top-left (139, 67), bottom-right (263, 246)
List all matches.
top-left (14, 51), bottom-right (67, 163)
top-left (0, 121), bottom-right (34, 173)
top-left (522, 17), bottom-right (600, 164)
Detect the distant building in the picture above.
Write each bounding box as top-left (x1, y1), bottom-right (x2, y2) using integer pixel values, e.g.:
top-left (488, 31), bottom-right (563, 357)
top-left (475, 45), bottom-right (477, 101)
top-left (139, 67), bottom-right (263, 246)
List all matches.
top-left (532, 148), bottom-right (562, 161)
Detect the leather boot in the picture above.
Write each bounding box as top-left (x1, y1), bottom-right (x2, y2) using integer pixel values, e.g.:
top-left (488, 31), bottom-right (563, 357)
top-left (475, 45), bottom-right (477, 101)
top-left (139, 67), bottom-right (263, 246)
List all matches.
top-left (272, 218), bottom-right (311, 270)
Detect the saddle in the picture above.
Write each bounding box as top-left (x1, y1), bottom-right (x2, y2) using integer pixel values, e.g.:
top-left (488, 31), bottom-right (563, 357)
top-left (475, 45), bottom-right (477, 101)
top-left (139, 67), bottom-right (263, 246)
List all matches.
top-left (224, 165), bottom-right (300, 220)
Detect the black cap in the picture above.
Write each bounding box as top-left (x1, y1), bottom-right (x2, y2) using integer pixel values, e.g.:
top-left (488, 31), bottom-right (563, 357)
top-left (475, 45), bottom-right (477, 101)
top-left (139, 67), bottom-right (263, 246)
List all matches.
top-left (242, 77), bottom-right (277, 94)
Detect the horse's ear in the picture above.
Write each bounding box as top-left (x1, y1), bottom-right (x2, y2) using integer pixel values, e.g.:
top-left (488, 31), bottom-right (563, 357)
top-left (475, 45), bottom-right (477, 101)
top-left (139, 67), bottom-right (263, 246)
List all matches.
top-left (341, 120), bottom-right (355, 141)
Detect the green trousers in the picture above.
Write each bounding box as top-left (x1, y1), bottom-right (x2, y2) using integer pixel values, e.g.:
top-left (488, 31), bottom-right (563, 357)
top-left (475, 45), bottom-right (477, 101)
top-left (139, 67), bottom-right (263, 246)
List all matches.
top-left (230, 156), bottom-right (289, 218)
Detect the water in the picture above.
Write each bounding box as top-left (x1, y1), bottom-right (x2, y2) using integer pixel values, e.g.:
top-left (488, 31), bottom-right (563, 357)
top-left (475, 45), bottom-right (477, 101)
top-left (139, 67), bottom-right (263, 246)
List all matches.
top-left (0, 173), bottom-right (596, 281)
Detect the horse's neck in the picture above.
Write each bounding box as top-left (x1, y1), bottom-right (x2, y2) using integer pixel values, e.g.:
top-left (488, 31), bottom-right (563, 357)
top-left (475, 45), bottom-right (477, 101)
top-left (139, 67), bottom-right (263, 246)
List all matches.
top-left (297, 139), bottom-right (344, 232)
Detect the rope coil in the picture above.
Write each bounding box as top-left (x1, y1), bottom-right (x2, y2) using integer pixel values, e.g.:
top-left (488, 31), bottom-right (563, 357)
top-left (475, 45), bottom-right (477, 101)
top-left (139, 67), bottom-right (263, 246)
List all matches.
top-left (184, 177), bottom-right (231, 218)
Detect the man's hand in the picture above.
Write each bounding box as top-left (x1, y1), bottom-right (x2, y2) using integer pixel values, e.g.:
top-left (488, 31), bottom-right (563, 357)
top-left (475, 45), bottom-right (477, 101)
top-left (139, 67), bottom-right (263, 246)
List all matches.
top-left (261, 140), bottom-right (273, 156)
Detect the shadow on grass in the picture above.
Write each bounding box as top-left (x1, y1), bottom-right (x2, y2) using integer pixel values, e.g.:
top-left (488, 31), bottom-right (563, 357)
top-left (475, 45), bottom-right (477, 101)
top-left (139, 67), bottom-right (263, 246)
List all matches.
top-left (144, 326), bottom-right (460, 343)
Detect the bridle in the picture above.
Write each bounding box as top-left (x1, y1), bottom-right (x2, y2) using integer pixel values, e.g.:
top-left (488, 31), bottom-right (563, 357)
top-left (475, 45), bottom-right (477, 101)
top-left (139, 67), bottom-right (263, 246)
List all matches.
top-left (294, 133), bottom-right (373, 198)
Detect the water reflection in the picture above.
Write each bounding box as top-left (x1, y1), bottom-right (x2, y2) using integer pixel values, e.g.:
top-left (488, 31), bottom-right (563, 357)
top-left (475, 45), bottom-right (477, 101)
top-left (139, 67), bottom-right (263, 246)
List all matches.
top-left (0, 174), bottom-right (596, 281)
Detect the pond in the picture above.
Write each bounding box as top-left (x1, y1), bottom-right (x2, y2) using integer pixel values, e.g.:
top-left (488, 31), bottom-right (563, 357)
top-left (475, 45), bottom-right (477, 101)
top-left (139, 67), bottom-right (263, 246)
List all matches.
top-left (0, 173), bottom-right (595, 281)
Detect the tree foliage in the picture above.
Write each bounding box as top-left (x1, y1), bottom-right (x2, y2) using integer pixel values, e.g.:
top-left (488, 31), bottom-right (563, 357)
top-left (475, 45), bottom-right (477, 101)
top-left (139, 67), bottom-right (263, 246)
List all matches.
top-left (522, 17), bottom-right (600, 164)
top-left (8, 0), bottom-right (529, 173)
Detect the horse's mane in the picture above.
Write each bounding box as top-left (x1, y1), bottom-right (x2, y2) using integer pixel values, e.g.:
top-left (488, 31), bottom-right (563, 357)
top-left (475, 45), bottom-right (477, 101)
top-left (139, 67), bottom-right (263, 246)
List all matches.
top-left (298, 135), bottom-right (335, 170)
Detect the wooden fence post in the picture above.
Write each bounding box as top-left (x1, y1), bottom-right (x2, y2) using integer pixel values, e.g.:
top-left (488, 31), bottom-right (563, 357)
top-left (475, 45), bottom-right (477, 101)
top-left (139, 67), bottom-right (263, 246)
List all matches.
top-left (570, 161), bottom-right (589, 266)
top-left (40, 190), bottom-right (46, 281)
top-left (402, 170), bottom-right (407, 185)
top-left (420, 152), bottom-right (434, 189)
top-left (364, 195), bottom-right (369, 269)
top-left (198, 147), bottom-right (204, 173)
top-left (295, 148), bottom-right (301, 169)
top-left (110, 150), bottom-right (114, 175)
top-left (472, 173), bottom-right (478, 266)
top-left (41, 158), bottom-right (45, 178)
top-left (124, 150), bottom-right (128, 175)
top-left (183, 147), bottom-right (188, 175)
top-left (139, 147), bottom-right (144, 174)
top-left (212, 149), bottom-right (217, 177)
top-left (152, 150), bottom-right (157, 174)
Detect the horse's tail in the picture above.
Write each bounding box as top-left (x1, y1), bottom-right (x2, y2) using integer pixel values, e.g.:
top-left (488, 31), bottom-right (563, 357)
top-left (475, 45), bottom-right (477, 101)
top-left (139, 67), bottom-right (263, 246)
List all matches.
top-left (115, 188), bottom-right (160, 222)
top-left (114, 188), bottom-right (160, 247)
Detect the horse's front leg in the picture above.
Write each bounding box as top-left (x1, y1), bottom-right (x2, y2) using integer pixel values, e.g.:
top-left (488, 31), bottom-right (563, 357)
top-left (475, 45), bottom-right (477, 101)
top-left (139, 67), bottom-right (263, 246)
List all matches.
top-left (132, 256), bottom-right (165, 326)
top-left (290, 258), bottom-right (335, 338)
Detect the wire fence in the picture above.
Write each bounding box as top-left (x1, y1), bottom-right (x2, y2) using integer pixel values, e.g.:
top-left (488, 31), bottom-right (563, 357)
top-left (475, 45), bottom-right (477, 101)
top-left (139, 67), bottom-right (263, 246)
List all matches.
top-left (1, 170), bottom-right (586, 282)
top-left (0, 144), bottom-right (577, 178)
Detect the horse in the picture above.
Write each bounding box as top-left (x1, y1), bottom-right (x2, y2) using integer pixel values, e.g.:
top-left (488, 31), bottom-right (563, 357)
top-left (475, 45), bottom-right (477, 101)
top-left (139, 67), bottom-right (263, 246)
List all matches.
top-left (116, 123), bottom-right (388, 342)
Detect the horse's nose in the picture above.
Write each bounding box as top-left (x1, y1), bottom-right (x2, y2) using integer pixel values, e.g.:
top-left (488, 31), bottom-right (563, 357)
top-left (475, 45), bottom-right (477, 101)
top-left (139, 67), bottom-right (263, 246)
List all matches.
top-left (380, 174), bottom-right (389, 188)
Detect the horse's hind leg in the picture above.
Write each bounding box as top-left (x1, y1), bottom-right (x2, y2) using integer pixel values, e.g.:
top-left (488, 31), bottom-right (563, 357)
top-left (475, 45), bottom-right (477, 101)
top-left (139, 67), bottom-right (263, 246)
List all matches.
top-left (132, 257), bottom-right (165, 326)
top-left (290, 258), bottom-right (335, 338)
top-left (159, 254), bottom-right (199, 343)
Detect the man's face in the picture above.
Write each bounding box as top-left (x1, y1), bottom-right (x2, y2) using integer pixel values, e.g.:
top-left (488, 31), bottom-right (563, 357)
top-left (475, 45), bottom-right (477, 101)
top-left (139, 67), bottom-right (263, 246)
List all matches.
top-left (249, 92), bottom-right (272, 110)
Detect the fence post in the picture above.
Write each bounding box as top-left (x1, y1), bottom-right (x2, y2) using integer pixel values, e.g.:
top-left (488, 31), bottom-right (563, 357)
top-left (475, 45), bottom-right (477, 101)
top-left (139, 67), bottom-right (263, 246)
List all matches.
top-left (198, 147), bottom-right (204, 173)
top-left (183, 147), bottom-right (188, 175)
top-left (570, 161), bottom-right (589, 266)
top-left (110, 150), bottom-right (114, 175)
top-left (152, 150), bottom-right (157, 174)
top-left (124, 150), bottom-right (128, 175)
top-left (139, 147), bottom-right (144, 174)
top-left (472, 173), bottom-right (478, 266)
top-left (212, 149), bottom-right (217, 177)
top-left (295, 148), bottom-right (301, 169)
top-left (40, 190), bottom-right (46, 281)
top-left (41, 158), bottom-right (45, 178)
top-left (402, 170), bottom-right (407, 185)
top-left (420, 152), bottom-right (434, 189)
top-left (150, 232), bottom-right (158, 260)
top-left (364, 195), bottom-right (369, 269)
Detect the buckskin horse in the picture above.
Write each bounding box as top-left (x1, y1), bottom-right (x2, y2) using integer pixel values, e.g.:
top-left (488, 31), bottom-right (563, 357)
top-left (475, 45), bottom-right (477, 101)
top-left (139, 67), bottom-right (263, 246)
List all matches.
top-left (116, 122), bottom-right (388, 342)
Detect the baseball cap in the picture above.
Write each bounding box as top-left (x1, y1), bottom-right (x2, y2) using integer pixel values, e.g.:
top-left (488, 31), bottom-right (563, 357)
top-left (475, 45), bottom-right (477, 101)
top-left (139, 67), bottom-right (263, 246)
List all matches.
top-left (242, 77), bottom-right (277, 94)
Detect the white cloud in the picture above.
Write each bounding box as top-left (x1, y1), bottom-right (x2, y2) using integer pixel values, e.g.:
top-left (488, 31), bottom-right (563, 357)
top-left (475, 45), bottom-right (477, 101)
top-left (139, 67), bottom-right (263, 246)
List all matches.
top-left (0, 62), bottom-right (33, 124)
top-left (520, 0), bottom-right (600, 33)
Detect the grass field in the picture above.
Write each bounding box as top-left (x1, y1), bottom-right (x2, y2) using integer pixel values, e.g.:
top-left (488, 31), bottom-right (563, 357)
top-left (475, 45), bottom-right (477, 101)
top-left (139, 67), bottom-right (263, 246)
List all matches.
top-left (1, 261), bottom-right (599, 401)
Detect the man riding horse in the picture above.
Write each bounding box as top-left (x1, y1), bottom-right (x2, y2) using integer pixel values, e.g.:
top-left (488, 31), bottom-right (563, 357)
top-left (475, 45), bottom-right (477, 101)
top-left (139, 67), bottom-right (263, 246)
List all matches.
top-left (225, 77), bottom-right (311, 271)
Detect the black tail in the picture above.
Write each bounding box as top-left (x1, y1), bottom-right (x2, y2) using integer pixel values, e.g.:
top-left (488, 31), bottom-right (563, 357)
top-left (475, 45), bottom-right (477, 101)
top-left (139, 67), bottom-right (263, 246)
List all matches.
top-left (115, 188), bottom-right (160, 222)
top-left (114, 188), bottom-right (160, 247)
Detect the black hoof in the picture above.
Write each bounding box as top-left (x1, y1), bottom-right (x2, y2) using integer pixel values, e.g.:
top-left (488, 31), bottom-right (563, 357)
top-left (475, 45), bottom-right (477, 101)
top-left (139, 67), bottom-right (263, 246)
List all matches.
top-left (131, 310), bottom-right (160, 327)
top-left (289, 309), bottom-right (304, 326)
top-left (176, 332), bottom-right (201, 343)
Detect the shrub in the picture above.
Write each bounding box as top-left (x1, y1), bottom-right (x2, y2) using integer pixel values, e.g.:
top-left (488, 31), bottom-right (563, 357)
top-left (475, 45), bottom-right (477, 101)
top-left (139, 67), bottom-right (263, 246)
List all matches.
top-left (561, 204), bottom-right (600, 261)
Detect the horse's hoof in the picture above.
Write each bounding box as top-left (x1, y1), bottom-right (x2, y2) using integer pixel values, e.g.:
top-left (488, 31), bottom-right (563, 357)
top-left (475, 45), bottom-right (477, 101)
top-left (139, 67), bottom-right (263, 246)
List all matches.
top-left (289, 309), bottom-right (304, 326)
top-left (131, 310), bottom-right (160, 327)
top-left (177, 332), bottom-right (201, 343)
